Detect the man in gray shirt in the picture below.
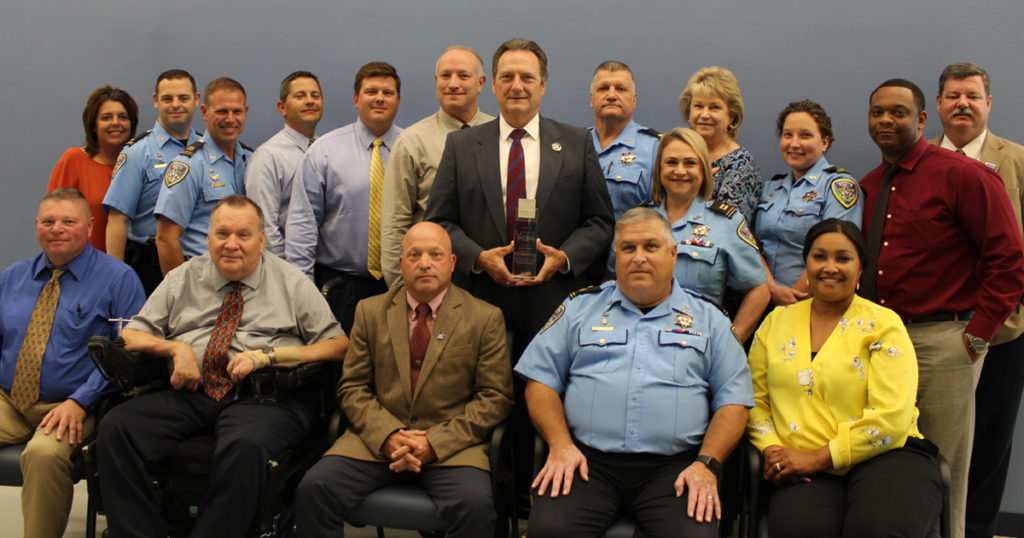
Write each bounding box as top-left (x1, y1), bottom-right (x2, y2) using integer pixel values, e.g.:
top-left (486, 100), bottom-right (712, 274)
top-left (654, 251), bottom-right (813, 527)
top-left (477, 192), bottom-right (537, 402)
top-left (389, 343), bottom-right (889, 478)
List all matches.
top-left (245, 71), bottom-right (324, 256)
top-left (96, 194), bottom-right (347, 538)
top-left (380, 46), bottom-right (493, 286)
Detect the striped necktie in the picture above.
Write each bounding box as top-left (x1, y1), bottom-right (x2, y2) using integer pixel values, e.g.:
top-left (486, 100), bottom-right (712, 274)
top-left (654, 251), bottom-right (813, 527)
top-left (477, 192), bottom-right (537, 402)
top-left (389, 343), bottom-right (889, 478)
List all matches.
top-left (368, 138), bottom-right (385, 280)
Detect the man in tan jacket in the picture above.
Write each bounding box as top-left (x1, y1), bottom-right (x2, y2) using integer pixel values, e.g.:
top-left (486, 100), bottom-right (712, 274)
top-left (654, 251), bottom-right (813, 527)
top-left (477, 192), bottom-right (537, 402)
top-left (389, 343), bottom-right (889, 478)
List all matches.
top-left (295, 221), bottom-right (514, 537)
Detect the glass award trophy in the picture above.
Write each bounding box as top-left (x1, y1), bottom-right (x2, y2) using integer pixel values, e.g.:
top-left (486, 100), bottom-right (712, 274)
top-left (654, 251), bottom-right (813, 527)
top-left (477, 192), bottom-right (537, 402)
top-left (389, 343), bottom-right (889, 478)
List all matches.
top-left (512, 197), bottom-right (538, 279)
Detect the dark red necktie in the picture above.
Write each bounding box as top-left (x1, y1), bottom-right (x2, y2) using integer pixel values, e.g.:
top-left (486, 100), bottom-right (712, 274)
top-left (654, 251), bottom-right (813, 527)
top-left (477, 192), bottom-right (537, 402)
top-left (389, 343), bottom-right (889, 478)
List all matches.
top-left (861, 164), bottom-right (897, 302)
top-left (409, 303), bottom-right (431, 391)
top-left (202, 282), bottom-right (243, 401)
top-left (506, 128), bottom-right (527, 241)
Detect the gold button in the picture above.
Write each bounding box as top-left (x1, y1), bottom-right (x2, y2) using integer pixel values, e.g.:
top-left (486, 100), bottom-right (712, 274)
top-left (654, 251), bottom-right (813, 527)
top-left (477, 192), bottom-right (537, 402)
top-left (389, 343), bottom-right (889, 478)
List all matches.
top-left (616, 175), bottom-right (622, 180)
top-left (691, 251), bottom-right (698, 258)
top-left (681, 340), bottom-right (687, 345)
top-left (599, 338), bottom-right (606, 345)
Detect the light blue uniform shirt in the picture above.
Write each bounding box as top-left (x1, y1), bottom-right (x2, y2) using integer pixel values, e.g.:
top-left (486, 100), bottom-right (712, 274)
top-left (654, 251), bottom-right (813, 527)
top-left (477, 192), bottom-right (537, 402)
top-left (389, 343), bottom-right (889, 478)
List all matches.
top-left (102, 122), bottom-right (202, 243)
top-left (0, 246), bottom-right (145, 410)
top-left (590, 120), bottom-right (660, 221)
top-left (245, 125), bottom-right (313, 256)
top-left (515, 280), bottom-right (754, 455)
top-left (656, 198), bottom-right (766, 305)
top-left (285, 120), bottom-right (402, 278)
top-left (154, 133), bottom-right (251, 257)
top-left (754, 157), bottom-right (863, 287)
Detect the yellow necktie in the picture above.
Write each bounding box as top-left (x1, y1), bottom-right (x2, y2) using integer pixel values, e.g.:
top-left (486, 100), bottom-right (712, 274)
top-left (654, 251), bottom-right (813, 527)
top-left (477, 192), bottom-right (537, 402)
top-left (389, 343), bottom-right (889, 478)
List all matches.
top-left (367, 138), bottom-right (384, 280)
top-left (11, 268), bottom-right (66, 412)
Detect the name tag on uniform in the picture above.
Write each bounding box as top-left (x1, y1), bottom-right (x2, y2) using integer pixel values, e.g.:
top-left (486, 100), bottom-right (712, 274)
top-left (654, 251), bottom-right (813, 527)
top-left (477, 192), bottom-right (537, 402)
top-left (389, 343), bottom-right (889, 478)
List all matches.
top-left (154, 163), bottom-right (168, 169)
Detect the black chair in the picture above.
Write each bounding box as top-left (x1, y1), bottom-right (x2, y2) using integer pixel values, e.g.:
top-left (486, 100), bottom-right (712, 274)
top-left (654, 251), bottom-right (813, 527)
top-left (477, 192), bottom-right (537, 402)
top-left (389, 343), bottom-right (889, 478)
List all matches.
top-left (82, 336), bottom-right (335, 537)
top-left (332, 412), bottom-right (516, 538)
top-left (742, 442), bottom-right (953, 538)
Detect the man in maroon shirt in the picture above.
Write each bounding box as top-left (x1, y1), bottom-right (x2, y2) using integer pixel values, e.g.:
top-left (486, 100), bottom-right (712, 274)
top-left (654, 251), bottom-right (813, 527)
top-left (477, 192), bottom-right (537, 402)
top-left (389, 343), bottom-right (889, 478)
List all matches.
top-left (860, 78), bottom-right (1024, 538)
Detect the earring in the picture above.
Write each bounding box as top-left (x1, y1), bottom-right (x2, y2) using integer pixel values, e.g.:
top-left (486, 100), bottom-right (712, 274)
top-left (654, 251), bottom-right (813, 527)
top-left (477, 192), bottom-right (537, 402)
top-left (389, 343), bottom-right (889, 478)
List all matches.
top-left (856, 282), bottom-right (860, 291)
top-left (805, 279), bottom-right (810, 287)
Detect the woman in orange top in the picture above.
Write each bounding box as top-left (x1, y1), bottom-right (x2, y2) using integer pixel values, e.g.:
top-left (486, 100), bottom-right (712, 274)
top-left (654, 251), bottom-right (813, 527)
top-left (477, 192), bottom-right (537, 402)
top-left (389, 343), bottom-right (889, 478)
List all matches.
top-left (48, 86), bottom-right (138, 252)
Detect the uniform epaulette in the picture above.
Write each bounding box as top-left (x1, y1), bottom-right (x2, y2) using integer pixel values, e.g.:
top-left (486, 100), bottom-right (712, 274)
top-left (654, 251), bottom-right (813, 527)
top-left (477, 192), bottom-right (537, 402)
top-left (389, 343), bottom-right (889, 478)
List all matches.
top-left (824, 166), bottom-right (852, 175)
top-left (568, 285), bottom-right (601, 299)
top-left (707, 200), bottom-right (738, 218)
top-left (180, 139), bottom-right (205, 157)
top-left (770, 172), bottom-right (788, 181)
top-left (640, 127), bottom-right (661, 138)
top-left (638, 200), bottom-right (658, 208)
top-left (240, 141), bottom-right (255, 152)
top-left (125, 130), bottom-right (152, 147)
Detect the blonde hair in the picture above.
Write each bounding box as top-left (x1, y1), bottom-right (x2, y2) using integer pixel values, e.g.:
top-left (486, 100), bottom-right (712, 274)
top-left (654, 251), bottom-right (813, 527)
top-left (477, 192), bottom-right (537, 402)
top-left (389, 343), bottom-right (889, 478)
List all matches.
top-left (679, 66), bottom-right (745, 138)
top-left (651, 127), bottom-right (714, 206)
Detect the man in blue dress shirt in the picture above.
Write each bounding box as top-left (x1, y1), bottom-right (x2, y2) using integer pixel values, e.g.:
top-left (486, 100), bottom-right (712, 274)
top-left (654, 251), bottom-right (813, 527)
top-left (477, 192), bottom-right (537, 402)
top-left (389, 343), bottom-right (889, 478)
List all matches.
top-left (245, 71), bottom-right (324, 257)
top-left (285, 62), bottom-right (403, 334)
top-left (155, 77), bottom-right (251, 276)
top-left (103, 69), bottom-right (204, 294)
top-left (0, 188), bottom-right (144, 538)
top-left (515, 207), bottom-right (752, 537)
top-left (589, 61), bottom-right (661, 222)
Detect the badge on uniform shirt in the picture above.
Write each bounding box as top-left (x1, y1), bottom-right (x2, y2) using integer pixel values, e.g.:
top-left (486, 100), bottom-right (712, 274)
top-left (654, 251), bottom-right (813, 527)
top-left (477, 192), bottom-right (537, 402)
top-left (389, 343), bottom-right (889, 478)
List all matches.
top-left (830, 178), bottom-right (859, 209)
top-left (551, 142), bottom-right (562, 152)
top-left (802, 190), bottom-right (818, 202)
top-left (737, 220), bottom-right (758, 250)
top-left (164, 161), bottom-right (189, 187)
top-left (674, 310), bottom-right (693, 330)
top-left (692, 224), bottom-right (710, 238)
top-left (539, 305), bottom-right (565, 334)
top-left (619, 151), bottom-right (637, 166)
top-left (112, 153), bottom-right (127, 176)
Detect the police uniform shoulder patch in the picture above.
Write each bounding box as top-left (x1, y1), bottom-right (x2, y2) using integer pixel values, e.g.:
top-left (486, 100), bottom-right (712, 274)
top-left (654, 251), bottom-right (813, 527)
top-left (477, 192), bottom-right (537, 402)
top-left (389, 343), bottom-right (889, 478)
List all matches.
top-left (240, 141), bottom-right (255, 152)
top-left (708, 200), bottom-right (738, 219)
top-left (568, 285), bottom-right (601, 299)
top-left (124, 130), bottom-right (151, 147)
top-left (180, 140), bottom-right (205, 157)
top-left (539, 304), bottom-right (565, 334)
top-left (823, 166), bottom-right (852, 174)
top-left (640, 127), bottom-right (662, 138)
top-left (112, 153), bottom-right (127, 177)
top-left (829, 177), bottom-right (859, 209)
top-left (737, 219), bottom-right (759, 250)
top-left (164, 161), bottom-right (190, 188)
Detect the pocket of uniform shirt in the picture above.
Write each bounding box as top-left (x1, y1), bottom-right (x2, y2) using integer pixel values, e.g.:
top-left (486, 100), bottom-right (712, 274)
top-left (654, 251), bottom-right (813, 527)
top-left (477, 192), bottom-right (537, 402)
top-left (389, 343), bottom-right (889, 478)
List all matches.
top-left (146, 165), bottom-right (165, 184)
top-left (607, 166), bottom-right (642, 185)
top-left (677, 243), bottom-right (719, 266)
top-left (202, 182), bottom-right (236, 203)
top-left (783, 200), bottom-right (823, 218)
top-left (578, 327), bottom-right (628, 372)
top-left (656, 330), bottom-right (709, 382)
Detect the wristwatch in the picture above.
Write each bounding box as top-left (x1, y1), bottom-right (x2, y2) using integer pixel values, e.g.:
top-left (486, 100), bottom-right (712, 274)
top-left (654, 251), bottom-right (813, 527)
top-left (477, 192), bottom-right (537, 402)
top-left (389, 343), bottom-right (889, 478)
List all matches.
top-left (695, 455), bottom-right (722, 478)
top-left (262, 347), bottom-right (277, 366)
top-left (964, 332), bottom-right (988, 355)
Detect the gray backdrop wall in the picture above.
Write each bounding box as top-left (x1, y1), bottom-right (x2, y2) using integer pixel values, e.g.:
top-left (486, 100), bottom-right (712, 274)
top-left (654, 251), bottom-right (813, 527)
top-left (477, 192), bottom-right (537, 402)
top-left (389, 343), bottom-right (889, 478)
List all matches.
top-left (4, 0), bottom-right (1024, 515)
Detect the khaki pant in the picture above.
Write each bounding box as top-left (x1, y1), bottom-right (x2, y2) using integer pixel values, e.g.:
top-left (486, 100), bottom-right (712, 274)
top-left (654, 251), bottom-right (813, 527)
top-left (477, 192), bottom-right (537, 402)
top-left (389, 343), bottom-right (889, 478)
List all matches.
top-left (907, 321), bottom-right (985, 538)
top-left (0, 389), bottom-right (94, 538)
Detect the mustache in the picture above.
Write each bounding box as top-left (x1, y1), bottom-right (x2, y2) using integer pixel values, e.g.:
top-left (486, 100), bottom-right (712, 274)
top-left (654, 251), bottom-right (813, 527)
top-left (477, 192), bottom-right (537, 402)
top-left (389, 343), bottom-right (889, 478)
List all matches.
top-left (954, 106), bottom-right (975, 118)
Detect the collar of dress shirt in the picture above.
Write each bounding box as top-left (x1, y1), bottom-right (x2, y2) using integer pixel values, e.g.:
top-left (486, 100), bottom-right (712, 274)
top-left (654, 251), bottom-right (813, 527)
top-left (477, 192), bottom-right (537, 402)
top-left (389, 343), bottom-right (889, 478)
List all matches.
top-left (940, 129), bottom-right (987, 161)
top-left (499, 113), bottom-right (540, 142)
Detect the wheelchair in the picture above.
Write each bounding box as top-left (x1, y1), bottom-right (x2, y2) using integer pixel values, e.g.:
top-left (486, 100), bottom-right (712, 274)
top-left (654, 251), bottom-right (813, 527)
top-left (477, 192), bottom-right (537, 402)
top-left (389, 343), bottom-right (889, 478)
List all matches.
top-left (82, 335), bottom-right (335, 537)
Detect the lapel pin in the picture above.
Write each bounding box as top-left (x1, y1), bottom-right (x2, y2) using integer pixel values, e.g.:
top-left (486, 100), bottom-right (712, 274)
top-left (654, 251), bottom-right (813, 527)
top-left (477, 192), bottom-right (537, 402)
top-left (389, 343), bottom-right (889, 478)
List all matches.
top-left (551, 142), bottom-right (562, 152)
top-left (436, 333), bottom-right (446, 340)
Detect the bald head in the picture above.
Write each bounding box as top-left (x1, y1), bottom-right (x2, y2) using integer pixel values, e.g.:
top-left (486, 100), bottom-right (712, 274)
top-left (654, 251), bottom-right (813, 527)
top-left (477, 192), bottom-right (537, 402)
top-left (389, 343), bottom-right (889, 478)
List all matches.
top-left (400, 222), bottom-right (456, 303)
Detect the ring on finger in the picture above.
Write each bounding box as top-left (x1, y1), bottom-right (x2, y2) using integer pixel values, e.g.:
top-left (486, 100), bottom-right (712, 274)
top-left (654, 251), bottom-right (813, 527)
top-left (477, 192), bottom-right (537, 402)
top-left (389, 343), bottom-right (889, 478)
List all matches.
top-left (775, 462), bottom-right (781, 471)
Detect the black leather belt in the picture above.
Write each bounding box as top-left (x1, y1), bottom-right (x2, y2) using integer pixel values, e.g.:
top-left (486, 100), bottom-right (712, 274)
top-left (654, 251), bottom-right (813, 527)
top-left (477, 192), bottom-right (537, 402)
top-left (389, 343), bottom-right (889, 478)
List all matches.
top-left (904, 310), bottom-right (974, 324)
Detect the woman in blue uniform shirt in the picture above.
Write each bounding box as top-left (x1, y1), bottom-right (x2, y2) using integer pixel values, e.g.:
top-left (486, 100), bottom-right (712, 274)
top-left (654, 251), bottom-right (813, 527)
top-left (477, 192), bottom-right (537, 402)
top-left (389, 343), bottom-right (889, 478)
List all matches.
top-left (755, 100), bottom-right (863, 306)
top-left (649, 127), bottom-right (768, 342)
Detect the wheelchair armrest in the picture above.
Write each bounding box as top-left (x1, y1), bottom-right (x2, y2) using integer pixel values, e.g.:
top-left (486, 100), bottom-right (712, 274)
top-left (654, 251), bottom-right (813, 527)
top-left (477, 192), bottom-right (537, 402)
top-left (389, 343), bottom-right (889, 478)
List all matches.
top-left (326, 409), bottom-right (349, 441)
top-left (248, 361), bottom-right (334, 403)
top-left (87, 336), bottom-right (170, 396)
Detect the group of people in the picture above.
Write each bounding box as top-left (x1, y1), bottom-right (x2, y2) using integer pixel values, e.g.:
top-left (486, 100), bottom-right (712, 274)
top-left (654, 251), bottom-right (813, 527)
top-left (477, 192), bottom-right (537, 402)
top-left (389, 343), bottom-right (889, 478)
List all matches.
top-left (2, 35), bottom-right (1022, 538)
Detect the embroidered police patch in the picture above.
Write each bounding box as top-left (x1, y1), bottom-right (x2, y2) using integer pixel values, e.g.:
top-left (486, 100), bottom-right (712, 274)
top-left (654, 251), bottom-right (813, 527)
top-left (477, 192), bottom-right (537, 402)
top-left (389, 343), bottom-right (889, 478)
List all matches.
top-left (737, 220), bottom-right (758, 250)
top-left (164, 161), bottom-right (189, 187)
top-left (539, 305), bottom-right (565, 334)
top-left (112, 153), bottom-right (127, 177)
top-left (830, 178), bottom-right (859, 209)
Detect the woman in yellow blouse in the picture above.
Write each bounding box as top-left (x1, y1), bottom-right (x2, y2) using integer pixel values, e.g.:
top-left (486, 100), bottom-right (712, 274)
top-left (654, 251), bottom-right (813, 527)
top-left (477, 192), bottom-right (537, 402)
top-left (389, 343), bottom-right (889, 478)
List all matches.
top-left (747, 218), bottom-right (941, 536)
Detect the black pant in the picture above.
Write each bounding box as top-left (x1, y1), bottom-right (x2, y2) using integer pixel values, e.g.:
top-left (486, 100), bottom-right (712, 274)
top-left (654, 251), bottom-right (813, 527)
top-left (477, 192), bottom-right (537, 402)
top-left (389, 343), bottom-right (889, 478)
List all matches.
top-left (295, 455), bottom-right (495, 537)
top-left (125, 239), bottom-right (162, 296)
top-left (967, 330), bottom-right (1024, 538)
top-left (314, 264), bottom-right (388, 336)
top-left (97, 389), bottom-right (316, 538)
top-left (767, 439), bottom-right (942, 537)
top-left (527, 444), bottom-right (717, 538)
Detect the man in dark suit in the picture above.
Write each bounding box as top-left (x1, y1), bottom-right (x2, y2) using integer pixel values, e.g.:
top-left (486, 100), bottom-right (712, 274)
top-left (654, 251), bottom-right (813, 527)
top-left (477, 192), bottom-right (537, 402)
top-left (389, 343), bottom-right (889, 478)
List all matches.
top-left (295, 222), bottom-right (514, 537)
top-left (930, 61), bottom-right (1024, 538)
top-left (425, 38), bottom-right (614, 361)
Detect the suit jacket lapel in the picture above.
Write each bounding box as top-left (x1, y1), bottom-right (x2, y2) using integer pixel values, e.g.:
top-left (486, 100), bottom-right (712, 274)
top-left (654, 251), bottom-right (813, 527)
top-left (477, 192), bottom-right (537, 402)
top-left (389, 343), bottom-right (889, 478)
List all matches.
top-left (536, 117), bottom-right (563, 219)
top-left (475, 122), bottom-right (508, 242)
top-left (411, 288), bottom-right (462, 404)
top-left (980, 134), bottom-right (1007, 173)
top-left (386, 291), bottom-right (414, 404)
